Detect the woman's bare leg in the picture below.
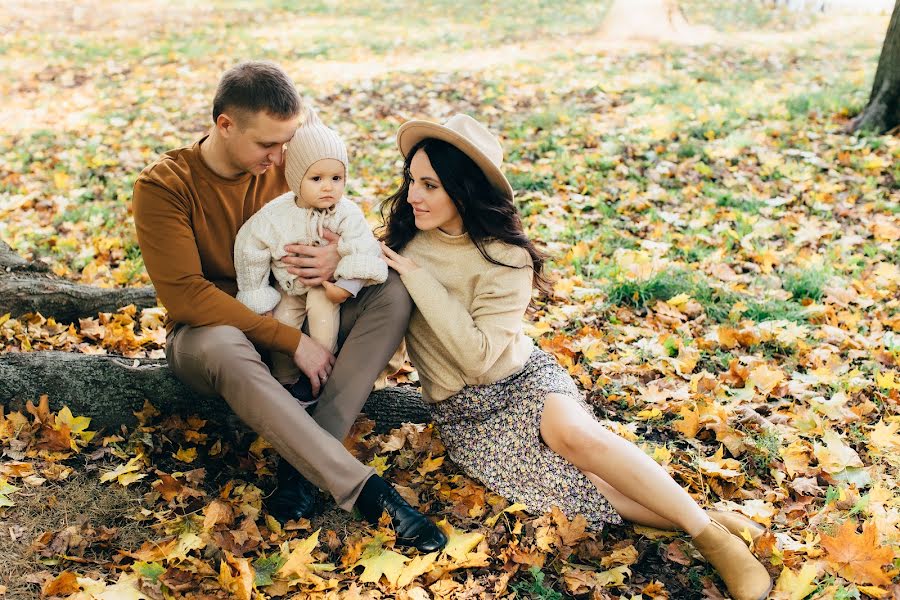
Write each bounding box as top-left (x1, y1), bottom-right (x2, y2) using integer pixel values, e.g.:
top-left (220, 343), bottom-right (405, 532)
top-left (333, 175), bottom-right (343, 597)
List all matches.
top-left (540, 393), bottom-right (709, 537)
top-left (584, 472), bottom-right (678, 530)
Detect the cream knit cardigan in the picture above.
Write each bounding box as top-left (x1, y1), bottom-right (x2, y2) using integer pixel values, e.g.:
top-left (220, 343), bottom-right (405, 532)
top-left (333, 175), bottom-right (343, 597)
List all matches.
top-left (399, 228), bottom-right (535, 403)
top-left (234, 192), bottom-right (387, 314)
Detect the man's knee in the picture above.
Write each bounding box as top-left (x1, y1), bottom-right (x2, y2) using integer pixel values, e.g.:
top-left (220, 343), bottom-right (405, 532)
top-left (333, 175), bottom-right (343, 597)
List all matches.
top-left (373, 271), bottom-right (412, 317)
top-left (191, 325), bottom-right (257, 364)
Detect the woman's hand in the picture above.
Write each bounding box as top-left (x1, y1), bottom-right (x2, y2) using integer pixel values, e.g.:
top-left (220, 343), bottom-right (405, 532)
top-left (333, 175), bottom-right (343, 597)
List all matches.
top-left (380, 242), bottom-right (419, 276)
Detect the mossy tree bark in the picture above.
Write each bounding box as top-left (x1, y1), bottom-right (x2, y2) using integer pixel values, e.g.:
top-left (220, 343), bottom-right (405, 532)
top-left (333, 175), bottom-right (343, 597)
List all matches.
top-left (0, 239), bottom-right (158, 322)
top-left (0, 352), bottom-right (430, 433)
top-left (0, 240), bottom-right (430, 432)
top-left (852, 0), bottom-right (900, 134)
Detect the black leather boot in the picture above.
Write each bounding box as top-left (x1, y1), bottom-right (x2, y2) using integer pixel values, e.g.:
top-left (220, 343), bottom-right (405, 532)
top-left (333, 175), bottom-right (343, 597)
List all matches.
top-left (355, 475), bottom-right (447, 552)
top-left (266, 458), bottom-right (321, 522)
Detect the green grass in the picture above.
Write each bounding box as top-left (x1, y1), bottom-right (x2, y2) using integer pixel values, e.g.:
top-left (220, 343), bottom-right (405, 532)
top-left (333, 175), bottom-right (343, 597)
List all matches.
top-left (782, 267), bottom-right (828, 302)
top-left (510, 567), bottom-right (563, 600)
top-left (604, 268), bottom-right (813, 324)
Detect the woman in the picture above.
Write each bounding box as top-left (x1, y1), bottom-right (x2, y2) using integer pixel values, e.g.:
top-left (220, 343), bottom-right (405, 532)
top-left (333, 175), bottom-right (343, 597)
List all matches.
top-left (379, 114), bottom-right (772, 600)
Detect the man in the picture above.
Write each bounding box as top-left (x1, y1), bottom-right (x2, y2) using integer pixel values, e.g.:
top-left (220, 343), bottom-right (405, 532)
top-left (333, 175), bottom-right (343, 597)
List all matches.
top-left (132, 61), bottom-right (445, 552)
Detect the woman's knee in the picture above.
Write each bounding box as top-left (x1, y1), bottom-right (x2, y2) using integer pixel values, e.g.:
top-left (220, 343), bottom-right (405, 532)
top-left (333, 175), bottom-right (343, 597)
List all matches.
top-left (540, 393), bottom-right (607, 458)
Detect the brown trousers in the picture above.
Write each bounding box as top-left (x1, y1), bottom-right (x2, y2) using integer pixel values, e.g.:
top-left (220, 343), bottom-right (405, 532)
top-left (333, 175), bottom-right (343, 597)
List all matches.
top-left (165, 271), bottom-right (411, 510)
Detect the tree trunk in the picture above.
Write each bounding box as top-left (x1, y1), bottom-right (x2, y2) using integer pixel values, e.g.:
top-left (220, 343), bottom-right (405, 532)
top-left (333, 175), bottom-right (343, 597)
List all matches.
top-left (852, 0), bottom-right (900, 134)
top-left (0, 352), bottom-right (431, 433)
top-left (0, 241), bottom-right (431, 433)
top-left (600, 0), bottom-right (690, 41)
top-left (0, 240), bottom-right (158, 321)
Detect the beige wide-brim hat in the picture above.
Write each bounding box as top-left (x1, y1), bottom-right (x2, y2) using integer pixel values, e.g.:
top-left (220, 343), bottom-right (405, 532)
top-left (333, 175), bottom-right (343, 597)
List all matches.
top-left (396, 113), bottom-right (514, 203)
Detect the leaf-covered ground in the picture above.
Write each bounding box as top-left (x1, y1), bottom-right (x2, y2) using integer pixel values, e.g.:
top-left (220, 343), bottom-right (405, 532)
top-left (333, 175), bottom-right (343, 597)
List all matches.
top-left (1, 1), bottom-right (899, 598)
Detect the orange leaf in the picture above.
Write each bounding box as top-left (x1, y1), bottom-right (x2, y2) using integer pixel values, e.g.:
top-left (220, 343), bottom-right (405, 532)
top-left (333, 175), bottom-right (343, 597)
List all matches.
top-left (43, 571), bottom-right (80, 596)
top-left (820, 521), bottom-right (896, 586)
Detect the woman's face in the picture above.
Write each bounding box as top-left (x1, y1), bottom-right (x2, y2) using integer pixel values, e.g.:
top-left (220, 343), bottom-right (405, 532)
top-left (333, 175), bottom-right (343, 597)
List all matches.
top-left (407, 149), bottom-right (464, 235)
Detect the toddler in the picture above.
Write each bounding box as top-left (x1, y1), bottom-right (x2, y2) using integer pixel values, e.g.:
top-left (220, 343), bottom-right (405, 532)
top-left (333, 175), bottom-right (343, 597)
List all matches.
top-left (234, 124), bottom-right (386, 385)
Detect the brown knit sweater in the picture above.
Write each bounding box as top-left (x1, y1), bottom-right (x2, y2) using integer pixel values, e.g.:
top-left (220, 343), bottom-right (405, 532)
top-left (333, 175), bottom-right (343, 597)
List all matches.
top-left (132, 137), bottom-right (302, 355)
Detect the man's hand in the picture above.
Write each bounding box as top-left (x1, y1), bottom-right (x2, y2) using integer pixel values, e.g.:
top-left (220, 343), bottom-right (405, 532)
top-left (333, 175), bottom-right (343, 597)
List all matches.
top-left (322, 281), bottom-right (353, 304)
top-left (283, 229), bottom-right (340, 287)
top-left (293, 334), bottom-right (335, 397)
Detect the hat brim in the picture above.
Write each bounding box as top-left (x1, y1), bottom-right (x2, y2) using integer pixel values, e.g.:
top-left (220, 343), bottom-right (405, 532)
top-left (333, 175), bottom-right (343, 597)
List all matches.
top-left (397, 120), bottom-right (515, 203)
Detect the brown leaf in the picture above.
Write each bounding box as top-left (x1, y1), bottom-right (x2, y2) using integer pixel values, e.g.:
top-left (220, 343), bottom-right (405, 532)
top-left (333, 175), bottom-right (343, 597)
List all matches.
top-left (665, 540), bottom-right (692, 566)
top-left (203, 499), bottom-right (234, 530)
top-left (42, 570), bottom-right (80, 597)
top-left (26, 395), bottom-right (53, 425)
top-left (153, 471), bottom-right (184, 502)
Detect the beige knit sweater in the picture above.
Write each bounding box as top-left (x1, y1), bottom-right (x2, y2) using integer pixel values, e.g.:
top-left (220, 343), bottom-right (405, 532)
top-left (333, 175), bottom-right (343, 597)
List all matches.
top-left (399, 228), bottom-right (535, 403)
top-left (234, 192), bottom-right (387, 313)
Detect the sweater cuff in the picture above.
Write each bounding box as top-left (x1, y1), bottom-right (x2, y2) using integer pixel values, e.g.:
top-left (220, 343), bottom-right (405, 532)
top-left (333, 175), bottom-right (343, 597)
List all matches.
top-left (236, 286), bottom-right (281, 314)
top-left (273, 323), bottom-right (303, 356)
top-left (335, 255), bottom-right (388, 284)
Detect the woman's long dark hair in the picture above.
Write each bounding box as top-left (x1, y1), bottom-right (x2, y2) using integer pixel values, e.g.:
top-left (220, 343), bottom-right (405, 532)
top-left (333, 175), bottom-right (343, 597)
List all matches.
top-left (380, 138), bottom-right (550, 301)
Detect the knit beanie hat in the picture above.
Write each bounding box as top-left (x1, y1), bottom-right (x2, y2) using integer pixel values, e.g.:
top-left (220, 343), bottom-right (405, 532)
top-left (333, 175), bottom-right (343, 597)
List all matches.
top-left (284, 124), bottom-right (349, 197)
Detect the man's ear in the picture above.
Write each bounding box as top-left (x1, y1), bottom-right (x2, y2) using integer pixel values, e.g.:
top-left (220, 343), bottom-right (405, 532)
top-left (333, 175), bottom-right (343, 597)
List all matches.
top-left (216, 112), bottom-right (238, 138)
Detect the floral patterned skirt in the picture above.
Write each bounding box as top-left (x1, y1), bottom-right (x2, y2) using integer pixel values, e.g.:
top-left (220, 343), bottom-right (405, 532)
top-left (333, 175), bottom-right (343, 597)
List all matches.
top-left (430, 348), bottom-right (623, 531)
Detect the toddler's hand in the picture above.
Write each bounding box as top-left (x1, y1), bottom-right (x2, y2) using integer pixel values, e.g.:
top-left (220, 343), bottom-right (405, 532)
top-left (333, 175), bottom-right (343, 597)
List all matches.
top-left (322, 281), bottom-right (352, 304)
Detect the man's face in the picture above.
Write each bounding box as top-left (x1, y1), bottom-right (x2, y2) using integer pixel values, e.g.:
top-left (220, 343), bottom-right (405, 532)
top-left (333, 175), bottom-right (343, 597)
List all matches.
top-left (221, 110), bottom-right (300, 177)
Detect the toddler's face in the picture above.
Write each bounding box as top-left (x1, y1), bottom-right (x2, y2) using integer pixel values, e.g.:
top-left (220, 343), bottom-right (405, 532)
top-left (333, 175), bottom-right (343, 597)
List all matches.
top-left (297, 158), bottom-right (345, 209)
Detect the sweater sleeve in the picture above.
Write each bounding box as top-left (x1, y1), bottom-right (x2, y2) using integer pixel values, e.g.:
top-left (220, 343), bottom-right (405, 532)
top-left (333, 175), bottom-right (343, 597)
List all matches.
top-left (333, 202), bottom-right (387, 284)
top-left (233, 213), bottom-right (282, 314)
top-left (132, 176), bottom-right (301, 355)
top-left (400, 260), bottom-right (533, 379)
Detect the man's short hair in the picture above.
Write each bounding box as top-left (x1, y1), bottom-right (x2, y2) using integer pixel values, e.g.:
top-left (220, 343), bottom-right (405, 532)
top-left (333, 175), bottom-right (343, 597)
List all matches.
top-left (212, 61), bottom-right (302, 126)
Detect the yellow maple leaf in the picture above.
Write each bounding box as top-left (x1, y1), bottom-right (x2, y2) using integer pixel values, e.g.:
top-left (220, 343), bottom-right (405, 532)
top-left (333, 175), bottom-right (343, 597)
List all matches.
top-left (278, 529), bottom-right (334, 582)
top-left (748, 364), bottom-right (784, 396)
top-left (857, 585), bottom-right (891, 598)
top-left (100, 456), bottom-right (145, 486)
top-left (438, 520), bottom-right (485, 562)
top-left (666, 293), bottom-right (691, 308)
top-left (820, 520), bottom-right (896, 586)
top-left (636, 407), bottom-right (662, 420)
top-left (813, 430), bottom-right (863, 474)
top-left (218, 552), bottom-right (254, 600)
top-left (484, 502), bottom-right (528, 527)
top-left (600, 545), bottom-right (639, 567)
top-left (354, 544), bottom-right (408, 586)
top-left (55, 406), bottom-right (94, 444)
top-left (868, 420), bottom-right (900, 453)
top-left (773, 561), bottom-right (822, 600)
top-left (874, 371), bottom-right (900, 390)
top-left (417, 454), bottom-right (444, 476)
top-left (53, 171), bottom-right (71, 191)
top-left (368, 454), bottom-right (389, 476)
top-left (173, 447), bottom-right (197, 463)
top-left (673, 404), bottom-right (700, 438)
top-left (780, 440), bottom-right (813, 478)
top-left (249, 435), bottom-right (272, 457)
top-left (96, 572), bottom-right (147, 599)
top-left (596, 565), bottom-right (630, 587)
top-left (395, 551), bottom-right (438, 588)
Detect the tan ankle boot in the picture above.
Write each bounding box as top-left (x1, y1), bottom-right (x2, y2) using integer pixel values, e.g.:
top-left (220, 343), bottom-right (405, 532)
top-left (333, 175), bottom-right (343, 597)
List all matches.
top-left (692, 521), bottom-right (772, 600)
top-left (708, 510), bottom-right (766, 544)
